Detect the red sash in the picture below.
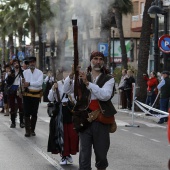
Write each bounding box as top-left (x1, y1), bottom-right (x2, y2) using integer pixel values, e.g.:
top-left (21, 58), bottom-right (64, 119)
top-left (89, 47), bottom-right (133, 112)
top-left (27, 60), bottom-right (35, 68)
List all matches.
top-left (89, 100), bottom-right (100, 111)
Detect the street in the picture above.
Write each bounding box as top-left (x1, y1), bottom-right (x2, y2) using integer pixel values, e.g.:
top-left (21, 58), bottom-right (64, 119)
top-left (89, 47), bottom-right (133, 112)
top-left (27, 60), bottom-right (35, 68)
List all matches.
top-left (0, 95), bottom-right (170, 170)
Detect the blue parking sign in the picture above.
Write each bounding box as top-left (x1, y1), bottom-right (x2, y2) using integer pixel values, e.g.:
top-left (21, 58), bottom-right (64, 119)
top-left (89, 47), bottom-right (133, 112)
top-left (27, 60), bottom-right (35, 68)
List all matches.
top-left (98, 43), bottom-right (108, 57)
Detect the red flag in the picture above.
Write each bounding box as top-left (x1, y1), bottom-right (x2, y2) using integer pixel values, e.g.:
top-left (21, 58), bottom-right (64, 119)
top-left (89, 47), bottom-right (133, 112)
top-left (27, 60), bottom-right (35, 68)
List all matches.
top-left (167, 108), bottom-right (170, 143)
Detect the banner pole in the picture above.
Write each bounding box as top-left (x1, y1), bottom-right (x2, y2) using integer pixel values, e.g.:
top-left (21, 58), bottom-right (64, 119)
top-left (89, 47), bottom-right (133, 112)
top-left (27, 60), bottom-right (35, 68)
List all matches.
top-left (125, 83), bottom-right (140, 127)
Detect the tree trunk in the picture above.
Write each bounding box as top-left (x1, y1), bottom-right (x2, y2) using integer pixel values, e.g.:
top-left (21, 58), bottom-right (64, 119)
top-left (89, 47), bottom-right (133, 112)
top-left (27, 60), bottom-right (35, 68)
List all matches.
top-left (8, 33), bottom-right (14, 60)
top-left (114, 8), bottom-right (128, 69)
top-left (2, 36), bottom-right (5, 62)
top-left (36, 0), bottom-right (43, 71)
top-left (30, 19), bottom-right (35, 56)
top-left (136, 0), bottom-right (152, 104)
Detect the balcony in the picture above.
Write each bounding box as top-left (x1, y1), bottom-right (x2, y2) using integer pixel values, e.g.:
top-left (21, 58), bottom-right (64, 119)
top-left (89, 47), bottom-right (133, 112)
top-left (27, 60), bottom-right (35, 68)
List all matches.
top-left (131, 14), bottom-right (143, 32)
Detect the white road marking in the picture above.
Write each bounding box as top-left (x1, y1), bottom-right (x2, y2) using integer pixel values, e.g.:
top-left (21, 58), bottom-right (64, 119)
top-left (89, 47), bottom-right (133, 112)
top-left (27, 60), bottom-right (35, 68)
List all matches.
top-left (150, 139), bottom-right (160, 143)
top-left (3, 122), bottom-right (64, 170)
top-left (133, 133), bottom-right (144, 137)
top-left (121, 129), bottom-right (129, 132)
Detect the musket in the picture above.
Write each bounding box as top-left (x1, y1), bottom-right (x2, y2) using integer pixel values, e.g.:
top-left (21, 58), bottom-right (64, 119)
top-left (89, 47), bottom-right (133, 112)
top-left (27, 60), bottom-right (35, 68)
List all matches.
top-left (16, 57), bottom-right (25, 96)
top-left (72, 19), bottom-right (81, 101)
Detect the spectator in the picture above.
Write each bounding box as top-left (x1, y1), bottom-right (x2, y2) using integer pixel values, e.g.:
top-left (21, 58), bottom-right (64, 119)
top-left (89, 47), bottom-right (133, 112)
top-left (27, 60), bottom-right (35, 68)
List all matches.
top-left (157, 71), bottom-right (170, 124)
top-left (124, 70), bottom-right (135, 110)
top-left (143, 71), bottom-right (159, 116)
top-left (118, 69), bottom-right (127, 109)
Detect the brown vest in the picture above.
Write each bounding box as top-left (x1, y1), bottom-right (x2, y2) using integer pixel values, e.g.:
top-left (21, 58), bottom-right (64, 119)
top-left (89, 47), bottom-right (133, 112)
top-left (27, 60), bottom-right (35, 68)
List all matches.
top-left (74, 73), bottom-right (117, 117)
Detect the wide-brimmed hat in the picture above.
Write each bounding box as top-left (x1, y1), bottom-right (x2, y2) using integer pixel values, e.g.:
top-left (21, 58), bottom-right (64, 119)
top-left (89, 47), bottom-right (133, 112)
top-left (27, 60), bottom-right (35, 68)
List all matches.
top-left (162, 71), bottom-right (170, 75)
top-left (28, 56), bottom-right (36, 62)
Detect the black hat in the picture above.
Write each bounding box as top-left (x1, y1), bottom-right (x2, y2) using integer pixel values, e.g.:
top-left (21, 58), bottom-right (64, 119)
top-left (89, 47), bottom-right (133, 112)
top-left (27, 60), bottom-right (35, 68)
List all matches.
top-left (23, 57), bottom-right (29, 65)
top-left (28, 56), bottom-right (36, 62)
top-left (162, 71), bottom-right (170, 75)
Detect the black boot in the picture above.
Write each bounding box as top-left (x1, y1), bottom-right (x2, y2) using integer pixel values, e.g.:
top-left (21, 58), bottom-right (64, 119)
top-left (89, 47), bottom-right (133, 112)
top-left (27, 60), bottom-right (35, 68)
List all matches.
top-left (10, 113), bottom-right (16, 128)
top-left (31, 117), bottom-right (37, 136)
top-left (19, 112), bottom-right (25, 128)
top-left (25, 117), bottom-right (31, 137)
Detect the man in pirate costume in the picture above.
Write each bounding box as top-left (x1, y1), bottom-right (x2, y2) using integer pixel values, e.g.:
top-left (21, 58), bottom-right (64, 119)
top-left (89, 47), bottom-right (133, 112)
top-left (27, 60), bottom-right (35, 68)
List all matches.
top-left (22, 56), bottom-right (43, 137)
top-left (64, 51), bottom-right (117, 170)
top-left (6, 59), bottom-right (25, 128)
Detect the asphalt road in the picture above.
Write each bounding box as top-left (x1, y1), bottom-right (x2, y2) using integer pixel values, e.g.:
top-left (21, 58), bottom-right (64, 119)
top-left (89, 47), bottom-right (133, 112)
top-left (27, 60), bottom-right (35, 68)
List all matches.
top-left (0, 96), bottom-right (169, 170)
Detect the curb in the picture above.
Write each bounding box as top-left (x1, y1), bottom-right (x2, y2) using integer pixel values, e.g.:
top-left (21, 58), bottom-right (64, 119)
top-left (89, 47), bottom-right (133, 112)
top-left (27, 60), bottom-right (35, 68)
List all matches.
top-left (117, 108), bottom-right (160, 123)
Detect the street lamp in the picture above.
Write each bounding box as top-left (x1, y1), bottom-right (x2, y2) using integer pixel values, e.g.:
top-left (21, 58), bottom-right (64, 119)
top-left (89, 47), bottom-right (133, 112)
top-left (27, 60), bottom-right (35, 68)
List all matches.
top-left (148, 1), bottom-right (168, 71)
top-left (148, 2), bottom-right (160, 73)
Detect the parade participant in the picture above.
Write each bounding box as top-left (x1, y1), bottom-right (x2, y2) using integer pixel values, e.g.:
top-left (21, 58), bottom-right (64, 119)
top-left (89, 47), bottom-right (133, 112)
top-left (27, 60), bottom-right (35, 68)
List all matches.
top-left (43, 70), bottom-right (54, 102)
top-left (123, 70), bottom-right (135, 110)
top-left (22, 59), bottom-right (29, 70)
top-left (22, 56), bottom-right (43, 137)
top-left (47, 79), bottom-right (79, 165)
top-left (118, 69), bottom-right (127, 109)
top-left (6, 59), bottom-right (24, 128)
top-left (143, 71), bottom-right (159, 115)
top-left (63, 51), bottom-right (116, 170)
top-left (3, 64), bottom-right (11, 116)
top-left (157, 71), bottom-right (170, 124)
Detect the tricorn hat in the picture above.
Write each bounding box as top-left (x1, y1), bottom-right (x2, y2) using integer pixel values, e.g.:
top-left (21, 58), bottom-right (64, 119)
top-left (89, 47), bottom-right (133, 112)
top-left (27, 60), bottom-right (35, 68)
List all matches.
top-left (28, 56), bottom-right (36, 62)
top-left (162, 71), bottom-right (170, 75)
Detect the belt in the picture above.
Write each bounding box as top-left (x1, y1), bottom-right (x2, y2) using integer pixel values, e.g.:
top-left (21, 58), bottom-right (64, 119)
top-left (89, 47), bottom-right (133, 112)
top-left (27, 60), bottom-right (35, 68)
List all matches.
top-left (62, 102), bottom-right (68, 106)
top-left (28, 91), bottom-right (41, 95)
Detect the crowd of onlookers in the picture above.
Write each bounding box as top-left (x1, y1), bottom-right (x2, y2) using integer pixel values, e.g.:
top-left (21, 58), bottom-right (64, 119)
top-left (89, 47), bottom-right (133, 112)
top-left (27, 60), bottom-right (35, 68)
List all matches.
top-left (118, 69), bottom-right (170, 124)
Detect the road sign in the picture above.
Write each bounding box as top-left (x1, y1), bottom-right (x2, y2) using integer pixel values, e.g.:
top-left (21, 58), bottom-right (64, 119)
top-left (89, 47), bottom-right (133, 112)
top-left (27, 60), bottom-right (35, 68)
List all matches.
top-left (17, 51), bottom-right (25, 61)
top-left (98, 43), bottom-right (108, 56)
top-left (158, 34), bottom-right (170, 53)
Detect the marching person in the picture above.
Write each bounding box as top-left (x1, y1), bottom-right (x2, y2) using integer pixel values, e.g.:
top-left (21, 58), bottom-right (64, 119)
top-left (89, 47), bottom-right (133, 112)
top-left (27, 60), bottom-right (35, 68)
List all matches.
top-left (6, 59), bottom-right (25, 128)
top-left (22, 59), bottom-right (29, 70)
top-left (2, 64), bottom-right (11, 116)
top-left (157, 71), bottom-right (170, 124)
top-left (22, 56), bottom-right (43, 137)
top-left (47, 78), bottom-right (79, 165)
top-left (43, 70), bottom-right (54, 103)
top-left (63, 51), bottom-right (117, 170)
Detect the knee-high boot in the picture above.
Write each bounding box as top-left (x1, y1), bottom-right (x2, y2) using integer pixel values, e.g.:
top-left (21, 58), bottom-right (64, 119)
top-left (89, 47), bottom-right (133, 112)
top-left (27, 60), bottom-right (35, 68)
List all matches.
top-left (25, 117), bottom-right (31, 137)
top-left (19, 112), bottom-right (25, 128)
top-left (31, 117), bottom-right (37, 136)
top-left (10, 113), bottom-right (16, 128)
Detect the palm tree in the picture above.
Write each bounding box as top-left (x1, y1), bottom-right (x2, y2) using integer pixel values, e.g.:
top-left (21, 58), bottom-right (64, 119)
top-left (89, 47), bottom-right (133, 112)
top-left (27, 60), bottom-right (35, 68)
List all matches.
top-left (0, 4), bottom-right (8, 62)
top-left (136, 0), bottom-right (153, 103)
top-left (112, 0), bottom-right (133, 69)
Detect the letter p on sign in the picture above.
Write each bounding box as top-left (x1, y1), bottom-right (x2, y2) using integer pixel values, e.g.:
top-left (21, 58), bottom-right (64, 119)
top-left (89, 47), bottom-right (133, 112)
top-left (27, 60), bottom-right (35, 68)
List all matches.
top-left (100, 45), bottom-right (106, 53)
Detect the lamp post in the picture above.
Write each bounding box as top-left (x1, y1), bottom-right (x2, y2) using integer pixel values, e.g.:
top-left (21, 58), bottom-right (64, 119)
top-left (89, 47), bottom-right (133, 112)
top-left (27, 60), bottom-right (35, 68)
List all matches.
top-left (148, 0), bottom-right (168, 71)
top-left (148, 1), bottom-right (160, 73)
